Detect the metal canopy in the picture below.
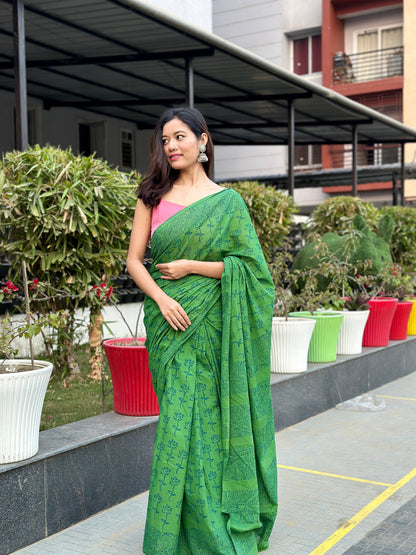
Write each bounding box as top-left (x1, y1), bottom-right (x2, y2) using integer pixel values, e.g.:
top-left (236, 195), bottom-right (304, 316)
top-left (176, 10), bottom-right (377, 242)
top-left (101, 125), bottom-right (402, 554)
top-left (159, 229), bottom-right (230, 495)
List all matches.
top-left (1, 0), bottom-right (416, 148)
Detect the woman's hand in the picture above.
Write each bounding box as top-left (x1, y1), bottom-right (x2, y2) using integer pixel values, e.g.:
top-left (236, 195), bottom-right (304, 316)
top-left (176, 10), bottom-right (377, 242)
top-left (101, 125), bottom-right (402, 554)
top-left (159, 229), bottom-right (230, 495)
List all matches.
top-left (156, 293), bottom-right (191, 331)
top-left (156, 259), bottom-right (224, 280)
top-left (156, 259), bottom-right (191, 280)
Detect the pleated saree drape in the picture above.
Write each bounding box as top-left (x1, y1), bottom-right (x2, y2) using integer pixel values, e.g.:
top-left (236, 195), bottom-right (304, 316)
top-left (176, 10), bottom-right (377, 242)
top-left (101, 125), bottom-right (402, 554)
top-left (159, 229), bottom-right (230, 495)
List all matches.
top-left (143, 188), bottom-right (277, 554)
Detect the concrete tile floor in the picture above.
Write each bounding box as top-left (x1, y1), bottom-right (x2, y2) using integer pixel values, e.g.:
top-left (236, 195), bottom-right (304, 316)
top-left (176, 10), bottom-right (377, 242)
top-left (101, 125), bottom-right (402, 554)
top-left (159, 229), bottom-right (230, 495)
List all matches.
top-left (13, 372), bottom-right (416, 555)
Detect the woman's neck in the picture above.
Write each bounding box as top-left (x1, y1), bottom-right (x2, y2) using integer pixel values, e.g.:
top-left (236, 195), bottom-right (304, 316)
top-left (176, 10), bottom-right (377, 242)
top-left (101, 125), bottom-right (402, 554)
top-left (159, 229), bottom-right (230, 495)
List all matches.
top-left (173, 165), bottom-right (210, 189)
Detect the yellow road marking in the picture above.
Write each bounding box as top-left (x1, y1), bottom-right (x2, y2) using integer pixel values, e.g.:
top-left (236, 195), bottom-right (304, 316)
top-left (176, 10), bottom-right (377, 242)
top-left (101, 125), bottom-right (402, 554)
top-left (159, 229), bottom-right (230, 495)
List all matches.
top-left (379, 395), bottom-right (416, 401)
top-left (310, 466), bottom-right (416, 554)
top-left (277, 464), bottom-right (392, 487)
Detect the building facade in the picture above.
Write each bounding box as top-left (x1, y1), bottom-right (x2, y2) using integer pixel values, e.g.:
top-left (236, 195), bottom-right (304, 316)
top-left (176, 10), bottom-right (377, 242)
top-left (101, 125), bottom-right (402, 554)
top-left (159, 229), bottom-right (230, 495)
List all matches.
top-left (1, 0), bottom-right (414, 208)
top-left (320, 0), bottom-right (409, 203)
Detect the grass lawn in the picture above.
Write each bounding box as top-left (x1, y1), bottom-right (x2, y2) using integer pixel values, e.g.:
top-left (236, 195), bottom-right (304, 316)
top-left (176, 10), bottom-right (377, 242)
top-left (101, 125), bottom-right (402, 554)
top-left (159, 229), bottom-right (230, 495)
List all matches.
top-left (40, 345), bottom-right (114, 431)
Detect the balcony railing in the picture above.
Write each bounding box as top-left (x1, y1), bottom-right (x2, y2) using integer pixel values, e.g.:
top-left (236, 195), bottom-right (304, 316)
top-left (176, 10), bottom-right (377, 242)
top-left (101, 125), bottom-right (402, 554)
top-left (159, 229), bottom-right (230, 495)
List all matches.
top-left (329, 144), bottom-right (401, 169)
top-left (332, 46), bottom-right (403, 85)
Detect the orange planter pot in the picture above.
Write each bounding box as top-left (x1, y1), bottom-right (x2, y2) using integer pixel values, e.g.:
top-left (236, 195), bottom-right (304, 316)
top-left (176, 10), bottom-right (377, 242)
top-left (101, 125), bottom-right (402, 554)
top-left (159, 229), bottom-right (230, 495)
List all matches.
top-left (103, 338), bottom-right (159, 416)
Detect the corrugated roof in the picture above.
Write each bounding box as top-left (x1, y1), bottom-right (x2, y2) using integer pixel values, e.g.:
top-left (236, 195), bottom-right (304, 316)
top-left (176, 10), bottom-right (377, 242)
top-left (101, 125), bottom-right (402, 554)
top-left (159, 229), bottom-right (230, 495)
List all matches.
top-left (1, 0), bottom-right (416, 146)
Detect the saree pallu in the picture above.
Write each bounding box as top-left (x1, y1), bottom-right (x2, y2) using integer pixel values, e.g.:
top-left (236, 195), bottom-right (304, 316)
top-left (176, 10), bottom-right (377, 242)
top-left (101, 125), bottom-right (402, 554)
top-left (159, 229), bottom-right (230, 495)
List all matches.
top-left (143, 188), bottom-right (277, 554)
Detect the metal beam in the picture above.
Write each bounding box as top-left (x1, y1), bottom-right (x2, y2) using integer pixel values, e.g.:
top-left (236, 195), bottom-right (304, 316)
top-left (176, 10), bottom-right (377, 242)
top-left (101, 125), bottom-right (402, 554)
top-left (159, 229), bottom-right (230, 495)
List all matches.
top-left (352, 125), bottom-right (358, 196)
top-left (185, 58), bottom-right (194, 109)
top-left (13, 0), bottom-right (28, 151)
top-left (400, 143), bottom-right (405, 206)
top-left (392, 175), bottom-right (398, 206)
top-left (208, 119), bottom-right (372, 129)
top-left (288, 99), bottom-right (295, 197)
top-left (0, 48), bottom-right (215, 69)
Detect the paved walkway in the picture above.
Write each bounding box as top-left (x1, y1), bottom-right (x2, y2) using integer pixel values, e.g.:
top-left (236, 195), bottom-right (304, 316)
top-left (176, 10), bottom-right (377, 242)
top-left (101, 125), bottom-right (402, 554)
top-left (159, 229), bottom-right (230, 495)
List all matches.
top-left (12, 372), bottom-right (416, 554)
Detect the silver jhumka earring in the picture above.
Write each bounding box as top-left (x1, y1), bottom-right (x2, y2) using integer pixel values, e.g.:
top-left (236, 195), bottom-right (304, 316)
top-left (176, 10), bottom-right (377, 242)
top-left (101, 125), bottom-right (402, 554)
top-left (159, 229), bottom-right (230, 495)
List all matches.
top-left (197, 144), bottom-right (208, 163)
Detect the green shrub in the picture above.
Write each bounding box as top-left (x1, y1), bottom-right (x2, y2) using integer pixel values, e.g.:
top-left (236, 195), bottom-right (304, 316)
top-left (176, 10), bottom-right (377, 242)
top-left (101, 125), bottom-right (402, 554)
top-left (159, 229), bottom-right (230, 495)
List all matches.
top-left (0, 146), bottom-right (137, 287)
top-left (379, 205), bottom-right (416, 274)
top-left (307, 195), bottom-right (380, 239)
top-left (224, 181), bottom-right (298, 262)
top-left (0, 145), bottom-right (138, 374)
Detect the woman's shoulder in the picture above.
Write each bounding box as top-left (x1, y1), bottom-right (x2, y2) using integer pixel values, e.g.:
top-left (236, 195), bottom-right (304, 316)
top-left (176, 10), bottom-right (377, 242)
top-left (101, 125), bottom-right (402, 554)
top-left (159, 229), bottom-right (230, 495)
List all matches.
top-left (216, 186), bottom-right (245, 204)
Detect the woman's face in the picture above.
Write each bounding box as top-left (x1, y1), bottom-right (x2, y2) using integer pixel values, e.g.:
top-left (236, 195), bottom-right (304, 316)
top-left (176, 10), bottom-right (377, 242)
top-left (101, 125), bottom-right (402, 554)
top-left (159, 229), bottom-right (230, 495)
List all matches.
top-left (162, 118), bottom-right (206, 170)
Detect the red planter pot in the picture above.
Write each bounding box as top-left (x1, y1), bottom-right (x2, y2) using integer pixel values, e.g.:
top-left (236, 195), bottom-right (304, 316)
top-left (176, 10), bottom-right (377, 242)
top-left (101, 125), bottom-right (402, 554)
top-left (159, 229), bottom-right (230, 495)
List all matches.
top-left (389, 301), bottom-right (413, 340)
top-left (362, 297), bottom-right (398, 347)
top-left (103, 338), bottom-right (159, 416)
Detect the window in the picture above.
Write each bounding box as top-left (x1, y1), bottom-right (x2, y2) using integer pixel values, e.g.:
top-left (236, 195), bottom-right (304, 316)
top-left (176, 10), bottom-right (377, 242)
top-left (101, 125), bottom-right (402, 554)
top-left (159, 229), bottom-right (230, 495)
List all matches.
top-left (78, 121), bottom-right (107, 159)
top-left (121, 129), bottom-right (134, 170)
top-left (293, 34), bottom-right (321, 75)
top-left (354, 25), bottom-right (403, 81)
top-left (294, 144), bottom-right (322, 168)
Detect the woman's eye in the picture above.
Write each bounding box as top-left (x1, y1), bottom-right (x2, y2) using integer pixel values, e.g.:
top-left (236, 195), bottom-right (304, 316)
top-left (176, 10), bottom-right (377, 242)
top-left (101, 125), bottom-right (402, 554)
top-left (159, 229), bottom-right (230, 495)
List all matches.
top-left (162, 139), bottom-right (168, 145)
top-left (176, 134), bottom-right (184, 140)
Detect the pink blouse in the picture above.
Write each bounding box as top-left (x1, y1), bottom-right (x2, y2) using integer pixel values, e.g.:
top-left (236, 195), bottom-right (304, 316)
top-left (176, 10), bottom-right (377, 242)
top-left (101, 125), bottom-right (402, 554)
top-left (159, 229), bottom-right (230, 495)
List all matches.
top-left (151, 199), bottom-right (185, 237)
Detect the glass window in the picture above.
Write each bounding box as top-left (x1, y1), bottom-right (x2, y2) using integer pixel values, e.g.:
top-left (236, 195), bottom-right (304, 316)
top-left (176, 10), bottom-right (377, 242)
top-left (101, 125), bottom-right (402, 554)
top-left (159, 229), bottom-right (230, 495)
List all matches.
top-left (295, 144), bottom-right (321, 168)
top-left (121, 129), bottom-right (134, 170)
top-left (293, 34), bottom-right (322, 76)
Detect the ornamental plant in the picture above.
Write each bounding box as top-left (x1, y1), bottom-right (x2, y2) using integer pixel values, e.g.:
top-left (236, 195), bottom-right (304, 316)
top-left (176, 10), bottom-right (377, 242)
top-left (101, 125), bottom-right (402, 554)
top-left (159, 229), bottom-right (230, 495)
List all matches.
top-left (224, 181), bottom-right (298, 262)
top-left (306, 195), bottom-right (380, 240)
top-left (269, 240), bottom-right (340, 318)
top-left (80, 283), bottom-right (144, 384)
top-left (0, 146), bottom-right (138, 376)
top-left (372, 263), bottom-right (415, 301)
top-left (379, 206), bottom-right (416, 275)
top-left (0, 270), bottom-right (69, 371)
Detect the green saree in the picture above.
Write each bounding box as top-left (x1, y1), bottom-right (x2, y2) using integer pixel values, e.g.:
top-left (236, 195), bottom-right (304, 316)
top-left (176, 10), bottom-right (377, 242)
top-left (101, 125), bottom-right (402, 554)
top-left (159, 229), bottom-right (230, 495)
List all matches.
top-left (143, 188), bottom-right (277, 554)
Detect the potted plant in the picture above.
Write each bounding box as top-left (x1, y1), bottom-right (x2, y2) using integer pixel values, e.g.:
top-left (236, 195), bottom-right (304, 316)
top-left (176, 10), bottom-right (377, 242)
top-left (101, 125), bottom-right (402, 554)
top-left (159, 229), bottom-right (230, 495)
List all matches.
top-left (88, 283), bottom-right (159, 417)
top-left (287, 268), bottom-right (344, 364)
top-left (317, 253), bottom-right (372, 356)
top-left (0, 266), bottom-right (67, 464)
top-left (377, 263), bottom-right (415, 341)
top-left (331, 291), bottom-right (370, 355)
top-left (288, 240), bottom-right (348, 363)
top-left (0, 146), bottom-right (137, 379)
top-left (268, 245), bottom-right (315, 374)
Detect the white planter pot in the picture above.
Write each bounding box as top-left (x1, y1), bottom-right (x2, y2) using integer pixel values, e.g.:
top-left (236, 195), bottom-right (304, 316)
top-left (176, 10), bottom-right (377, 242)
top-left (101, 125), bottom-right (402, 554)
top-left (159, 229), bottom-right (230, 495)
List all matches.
top-left (0, 360), bottom-right (53, 464)
top-left (337, 310), bottom-right (370, 355)
top-left (271, 317), bottom-right (316, 373)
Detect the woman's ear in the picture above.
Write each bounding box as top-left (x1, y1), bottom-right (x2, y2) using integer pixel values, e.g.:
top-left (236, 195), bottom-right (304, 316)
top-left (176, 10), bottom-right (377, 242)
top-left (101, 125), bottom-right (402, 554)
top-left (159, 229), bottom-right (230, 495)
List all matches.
top-left (200, 133), bottom-right (208, 146)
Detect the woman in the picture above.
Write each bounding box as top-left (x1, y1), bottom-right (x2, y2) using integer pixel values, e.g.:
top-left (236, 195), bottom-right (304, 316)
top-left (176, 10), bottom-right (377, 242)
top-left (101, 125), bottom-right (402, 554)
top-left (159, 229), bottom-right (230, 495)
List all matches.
top-left (126, 107), bottom-right (277, 554)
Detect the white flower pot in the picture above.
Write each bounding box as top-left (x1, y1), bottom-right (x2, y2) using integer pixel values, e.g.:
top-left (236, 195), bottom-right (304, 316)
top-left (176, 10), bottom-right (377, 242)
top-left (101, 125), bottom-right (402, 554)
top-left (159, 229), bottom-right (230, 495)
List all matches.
top-left (337, 310), bottom-right (370, 355)
top-left (271, 317), bottom-right (316, 373)
top-left (0, 360), bottom-right (53, 464)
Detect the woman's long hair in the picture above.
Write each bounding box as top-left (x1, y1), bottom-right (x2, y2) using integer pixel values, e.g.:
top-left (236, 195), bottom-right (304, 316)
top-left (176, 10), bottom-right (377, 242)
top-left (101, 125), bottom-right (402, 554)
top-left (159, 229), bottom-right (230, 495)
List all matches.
top-left (138, 107), bottom-right (214, 207)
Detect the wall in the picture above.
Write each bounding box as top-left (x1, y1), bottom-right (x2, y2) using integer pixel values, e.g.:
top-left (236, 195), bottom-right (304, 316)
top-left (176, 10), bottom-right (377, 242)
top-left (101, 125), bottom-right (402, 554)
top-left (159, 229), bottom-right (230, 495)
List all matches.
top-left (147, 0), bottom-right (212, 32)
top-left (2, 303), bottom-right (146, 359)
top-left (343, 7), bottom-right (402, 54)
top-left (403, 0), bottom-right (416, 166)
top-left (212, 0), bottom-right (325, 204)
top-left (212, 0), bottom-right (285, 180)
top-left (0, 88), bottom-right (152, 175)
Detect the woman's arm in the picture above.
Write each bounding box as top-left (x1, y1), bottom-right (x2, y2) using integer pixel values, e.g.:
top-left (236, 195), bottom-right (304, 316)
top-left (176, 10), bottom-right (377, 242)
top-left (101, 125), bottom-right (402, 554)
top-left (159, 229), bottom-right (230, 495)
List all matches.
top-left (156, 259), bottom-right (224, 280)
top-left (126, 200), bottom-right (191, 331)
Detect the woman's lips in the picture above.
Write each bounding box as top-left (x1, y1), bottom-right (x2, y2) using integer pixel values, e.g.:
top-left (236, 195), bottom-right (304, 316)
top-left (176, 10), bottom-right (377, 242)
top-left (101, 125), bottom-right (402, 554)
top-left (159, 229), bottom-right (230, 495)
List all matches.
top-left (170, 154), bottom-right (181, 161)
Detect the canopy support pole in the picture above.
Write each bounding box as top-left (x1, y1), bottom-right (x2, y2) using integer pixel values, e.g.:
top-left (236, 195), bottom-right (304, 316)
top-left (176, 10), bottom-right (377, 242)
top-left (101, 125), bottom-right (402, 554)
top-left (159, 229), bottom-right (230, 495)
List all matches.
top-left (400, 143), bottom-right (405, 206)
top-left (185, 58), bottom-right (194, 109)
top-left (288, 99), bottom-right (295, 197)
top-left (352, 125), bottom-right (358, 196)
top-left (13, 0), bottom-right (28, 151)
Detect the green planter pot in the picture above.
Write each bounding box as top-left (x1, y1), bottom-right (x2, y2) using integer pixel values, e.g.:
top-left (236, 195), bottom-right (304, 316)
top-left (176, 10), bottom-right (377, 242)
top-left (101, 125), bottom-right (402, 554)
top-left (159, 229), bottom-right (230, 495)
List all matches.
top-left (289, 311), bottom-right (344, 362)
